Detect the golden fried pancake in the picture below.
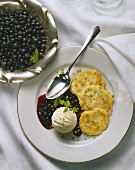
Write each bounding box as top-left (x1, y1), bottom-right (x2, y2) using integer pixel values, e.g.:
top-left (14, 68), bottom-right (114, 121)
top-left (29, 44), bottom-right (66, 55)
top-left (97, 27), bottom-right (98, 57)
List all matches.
top-left (79, 85), bottom-right (114, 115)
top-left (70, 69), bottom-right (105, 97)
top-left (79, 108), bottom-right (109, 136)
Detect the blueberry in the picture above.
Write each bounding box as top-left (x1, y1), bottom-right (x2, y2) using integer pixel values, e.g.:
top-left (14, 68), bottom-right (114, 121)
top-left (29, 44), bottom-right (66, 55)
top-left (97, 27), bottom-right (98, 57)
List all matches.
top-left (39, 53), bottom-right (44, 58)
top-left (28, 33), bottom-right (32, 38)
top-left (2, 62), bottom-right (7, 67)
top-left (0, 27), bottom-right (4, 31)
top-left (20, 59), bottom-right (24, 63)
top-left (2, 41), bottom-right (6, 46)
top-left (10, 67), bottom-right (15, 72)
top-left (13, 42), bottom-right (18, 48)
top-left (21, 48), bottom-right (26, 54)
top-left (40, 48), bottom-right (45, 53)
top-left (21, 65), bottom-right (26, 71)
top-left (40, 30), bottom-right (45, 35)
top-left (18, 31), bottom-right (22, 35)
top-left (38, 41), bottom-right (42, 46)
top-left (24, 53), bottom-right (30, 59)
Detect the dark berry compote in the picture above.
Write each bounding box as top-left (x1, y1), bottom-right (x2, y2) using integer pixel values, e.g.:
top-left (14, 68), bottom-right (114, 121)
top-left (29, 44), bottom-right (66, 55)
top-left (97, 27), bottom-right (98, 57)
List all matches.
top-left (37, 90), bottom-right (83, 137)
top-left (0, 8), bottom-right (46, 72)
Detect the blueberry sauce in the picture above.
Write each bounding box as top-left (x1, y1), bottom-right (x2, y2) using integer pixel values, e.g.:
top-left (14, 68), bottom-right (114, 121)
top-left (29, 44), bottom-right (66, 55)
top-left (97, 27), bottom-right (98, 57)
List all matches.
top-left (37, 90), bottom-right (82, 137)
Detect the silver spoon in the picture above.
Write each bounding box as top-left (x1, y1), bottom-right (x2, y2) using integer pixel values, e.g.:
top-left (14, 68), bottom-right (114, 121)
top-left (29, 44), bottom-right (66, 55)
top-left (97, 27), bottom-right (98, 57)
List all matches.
top-left (46, 25), bottom-right (101, 99)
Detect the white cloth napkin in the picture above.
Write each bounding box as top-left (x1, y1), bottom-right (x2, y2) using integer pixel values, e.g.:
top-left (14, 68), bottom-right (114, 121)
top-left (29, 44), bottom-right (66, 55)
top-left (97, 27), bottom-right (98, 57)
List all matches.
top-left (97, 33), bottom-right (135, 102)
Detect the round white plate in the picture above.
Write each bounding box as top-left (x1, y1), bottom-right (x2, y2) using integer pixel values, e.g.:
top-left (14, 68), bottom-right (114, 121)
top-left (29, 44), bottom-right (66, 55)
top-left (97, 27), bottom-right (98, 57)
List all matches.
top-left (17, 46), bottom-right (133, 163)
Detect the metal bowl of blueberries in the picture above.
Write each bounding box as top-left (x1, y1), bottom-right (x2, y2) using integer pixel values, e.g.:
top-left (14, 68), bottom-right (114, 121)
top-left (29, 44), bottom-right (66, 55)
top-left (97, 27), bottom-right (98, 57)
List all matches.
top-left (0, 0), bottom-right (58, 83)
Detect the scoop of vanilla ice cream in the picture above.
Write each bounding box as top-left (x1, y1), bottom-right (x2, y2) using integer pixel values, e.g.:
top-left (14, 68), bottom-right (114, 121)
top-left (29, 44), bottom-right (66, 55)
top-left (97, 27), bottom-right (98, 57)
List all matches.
top-left (52, 107), bottom-right (77, 133)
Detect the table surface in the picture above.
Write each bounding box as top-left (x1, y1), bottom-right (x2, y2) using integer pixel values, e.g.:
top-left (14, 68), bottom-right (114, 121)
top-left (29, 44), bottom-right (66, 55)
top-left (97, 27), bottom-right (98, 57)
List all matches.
top-left (0, 0), bottom-right (135, 170)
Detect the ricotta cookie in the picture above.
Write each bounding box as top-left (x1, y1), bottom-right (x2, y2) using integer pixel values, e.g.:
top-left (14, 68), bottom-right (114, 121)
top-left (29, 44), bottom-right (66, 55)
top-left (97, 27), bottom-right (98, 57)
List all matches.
top-left (70, 69), bottom-right (105, 97)
top-left (79, 85), bottom-right (114, 115)
top-left (79, 108), bottom-right (109, 136)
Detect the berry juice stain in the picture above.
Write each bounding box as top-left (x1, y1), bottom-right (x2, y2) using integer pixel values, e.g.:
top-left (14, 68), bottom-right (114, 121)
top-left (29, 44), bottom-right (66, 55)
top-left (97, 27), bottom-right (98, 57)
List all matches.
top-left (37, 90), bottom-right (82, 137)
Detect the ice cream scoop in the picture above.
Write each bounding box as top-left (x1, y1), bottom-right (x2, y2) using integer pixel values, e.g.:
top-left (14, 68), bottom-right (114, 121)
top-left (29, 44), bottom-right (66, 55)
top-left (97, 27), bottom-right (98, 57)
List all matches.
top-left (52, 107), bottom-right (77, 133)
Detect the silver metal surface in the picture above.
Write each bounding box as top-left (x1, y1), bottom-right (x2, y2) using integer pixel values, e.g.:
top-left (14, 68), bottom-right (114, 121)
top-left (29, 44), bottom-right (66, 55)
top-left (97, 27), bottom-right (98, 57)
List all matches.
top-left (0, 0), bottom-right (58, 83)
top-left (46, 25), bottom-right (101, 99)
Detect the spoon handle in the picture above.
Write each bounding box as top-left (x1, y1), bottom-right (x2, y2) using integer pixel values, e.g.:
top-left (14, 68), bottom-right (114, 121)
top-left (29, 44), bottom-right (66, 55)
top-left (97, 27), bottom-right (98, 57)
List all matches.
top-left (66, 25), bottom-right (101, 74)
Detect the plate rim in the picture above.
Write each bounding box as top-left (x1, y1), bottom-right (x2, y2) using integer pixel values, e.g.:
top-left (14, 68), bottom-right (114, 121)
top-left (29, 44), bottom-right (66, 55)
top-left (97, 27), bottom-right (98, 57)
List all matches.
top-left (17, 46), bottom-right (134, 163)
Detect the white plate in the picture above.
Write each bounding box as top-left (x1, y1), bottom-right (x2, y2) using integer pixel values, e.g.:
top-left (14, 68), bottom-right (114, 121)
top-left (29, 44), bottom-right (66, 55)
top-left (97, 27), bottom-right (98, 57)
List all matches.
top-left (17, 46), bottom-right (133, 163)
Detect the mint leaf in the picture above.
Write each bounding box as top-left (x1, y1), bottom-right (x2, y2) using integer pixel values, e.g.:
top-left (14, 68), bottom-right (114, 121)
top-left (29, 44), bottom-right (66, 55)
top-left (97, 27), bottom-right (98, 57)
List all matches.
top-left (64, 107), bottom-right (68, 112)
top-left (54, 98), bottom-right (59, 107)
top-left (64, 100), bottom-right (71, 107)
top-left (69, 108), bottom-right (72, 111)
top-left (73, 107), bottom-right (78, 113)
top-left (60, 100), bottom-right (64, 105)
top-left (30, 48), bottom-right (39, 63)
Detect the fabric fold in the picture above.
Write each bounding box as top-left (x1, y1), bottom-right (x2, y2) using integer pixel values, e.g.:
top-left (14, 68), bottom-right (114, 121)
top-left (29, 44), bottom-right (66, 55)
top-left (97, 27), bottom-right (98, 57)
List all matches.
top-left (97, 33), bottom-right (135, 102)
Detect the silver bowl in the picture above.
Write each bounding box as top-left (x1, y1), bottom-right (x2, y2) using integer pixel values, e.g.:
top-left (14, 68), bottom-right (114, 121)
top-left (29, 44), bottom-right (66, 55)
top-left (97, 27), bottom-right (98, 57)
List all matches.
top-left (0, 0), bottom-right (58, 83)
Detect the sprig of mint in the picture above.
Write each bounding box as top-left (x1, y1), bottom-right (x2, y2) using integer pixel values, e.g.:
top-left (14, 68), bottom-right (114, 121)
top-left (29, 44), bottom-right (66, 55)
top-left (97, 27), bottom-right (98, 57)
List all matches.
top-left (72, 107), bottom-right (78, 113)
top-left (53, 96), bottom-right (78, 113)
top-left (54, 98), bottom-right (59, 107)
top-left (30, 48), bottom-right (39, 63)
top-left (59, 100), bottom-right (64, 105)
top-left (64, 107), bottom-right (68, 112)
top-left (54, 98), bottom-right (71, 108)
top-left (63, 100), bottom-right (71, 107)
top-left (54, 96), bottom-right (62, 107)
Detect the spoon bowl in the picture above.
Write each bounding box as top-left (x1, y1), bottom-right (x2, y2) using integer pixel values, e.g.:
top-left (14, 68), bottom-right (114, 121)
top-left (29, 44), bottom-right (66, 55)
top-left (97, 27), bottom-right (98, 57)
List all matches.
top-left (46, 73), bottom-right (70, 99)
top-left (46, 25), bottom-right (101, 99)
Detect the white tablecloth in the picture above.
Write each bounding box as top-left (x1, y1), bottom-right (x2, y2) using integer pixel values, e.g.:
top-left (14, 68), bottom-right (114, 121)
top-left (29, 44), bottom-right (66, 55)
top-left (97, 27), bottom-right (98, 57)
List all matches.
top-left (1, 0), bottom-right (135, 169)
